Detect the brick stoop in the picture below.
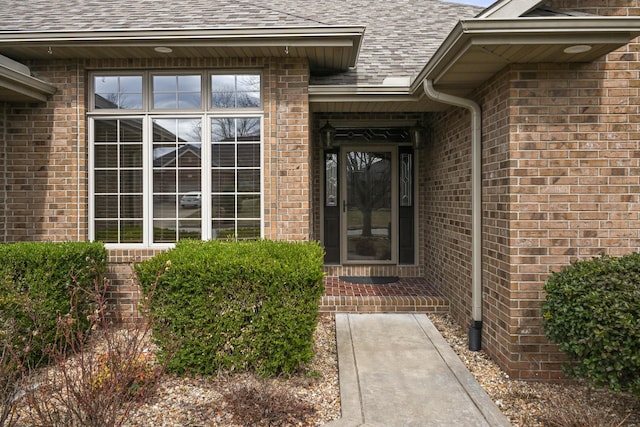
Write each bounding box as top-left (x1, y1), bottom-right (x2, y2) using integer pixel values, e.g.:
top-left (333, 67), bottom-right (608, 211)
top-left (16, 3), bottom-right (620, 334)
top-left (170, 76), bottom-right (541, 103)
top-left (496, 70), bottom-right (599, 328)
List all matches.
top-left (320, 276), bottom-right (449, 314)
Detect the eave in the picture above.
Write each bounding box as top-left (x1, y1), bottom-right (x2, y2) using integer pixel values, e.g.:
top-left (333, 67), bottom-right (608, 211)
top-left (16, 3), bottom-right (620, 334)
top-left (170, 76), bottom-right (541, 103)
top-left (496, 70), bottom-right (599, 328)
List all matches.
top-left (309, 84), bottom-right (445, 113)
top-left (413, 17), bottom-right (640, 96)
top-left (311, 17), bottom-right (640, 113)
top-left (0, 58), bottom-right (56, 102)
top-left (0, 26), bottom-right (365, 73)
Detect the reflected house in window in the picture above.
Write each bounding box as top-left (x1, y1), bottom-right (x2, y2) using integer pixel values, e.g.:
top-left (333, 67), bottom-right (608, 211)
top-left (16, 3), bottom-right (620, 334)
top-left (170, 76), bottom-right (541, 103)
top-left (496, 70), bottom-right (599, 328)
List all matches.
top-left (153, 144), bottom-right (202, 193)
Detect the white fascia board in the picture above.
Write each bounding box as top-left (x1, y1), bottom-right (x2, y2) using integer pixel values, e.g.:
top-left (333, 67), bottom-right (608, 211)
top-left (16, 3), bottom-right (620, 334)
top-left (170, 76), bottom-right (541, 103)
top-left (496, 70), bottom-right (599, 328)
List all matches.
top-left (0, 53), bottom-right (29, 75)
top-left (0, 26), bottom-right (365, 44)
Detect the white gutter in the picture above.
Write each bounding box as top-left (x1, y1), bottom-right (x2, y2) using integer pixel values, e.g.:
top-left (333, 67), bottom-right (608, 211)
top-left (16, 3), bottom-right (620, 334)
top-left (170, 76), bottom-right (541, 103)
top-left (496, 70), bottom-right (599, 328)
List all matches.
top-left (423, 79), bottom-right (483, 351)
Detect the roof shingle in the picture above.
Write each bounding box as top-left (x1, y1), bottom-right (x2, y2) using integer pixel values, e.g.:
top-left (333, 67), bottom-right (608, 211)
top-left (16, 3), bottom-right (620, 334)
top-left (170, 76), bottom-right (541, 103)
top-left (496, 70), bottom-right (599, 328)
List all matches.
top-left (0, 0), bottom-right (482, 85)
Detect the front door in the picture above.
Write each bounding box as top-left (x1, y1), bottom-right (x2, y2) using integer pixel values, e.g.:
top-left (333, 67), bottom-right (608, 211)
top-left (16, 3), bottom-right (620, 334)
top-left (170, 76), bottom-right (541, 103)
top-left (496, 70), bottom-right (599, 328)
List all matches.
top-left (343, 147), bottom-right (396, 263)
top-left (323, 144), bottom-right (415, 265)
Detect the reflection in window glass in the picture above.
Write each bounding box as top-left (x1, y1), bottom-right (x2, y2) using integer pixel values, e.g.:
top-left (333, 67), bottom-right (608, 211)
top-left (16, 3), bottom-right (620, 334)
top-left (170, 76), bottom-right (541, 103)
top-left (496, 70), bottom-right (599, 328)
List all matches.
top-left (94, 75), bottom-right (143, 109)
top-left (325, 152), bottom-right (338, 207)
top-left (211, 117), bottom-right (261, 240)
top-left (91, 72), bottom-right (263, 245)
top-left (93, 119), bottom-right (144, 243)
top-left (152, 118), bottom-right (202, 243)
top-left (212, 74), bottom-right (260, 108)
top-left (152, 75), bottom-right (201, 109)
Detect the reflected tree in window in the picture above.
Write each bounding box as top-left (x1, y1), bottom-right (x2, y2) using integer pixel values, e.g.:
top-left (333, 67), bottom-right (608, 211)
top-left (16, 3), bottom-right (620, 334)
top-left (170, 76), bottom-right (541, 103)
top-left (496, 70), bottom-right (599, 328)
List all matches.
top-left (347, 152), bottom-right (391, 237)
top-left (212, 74), bottom-right (260, 109)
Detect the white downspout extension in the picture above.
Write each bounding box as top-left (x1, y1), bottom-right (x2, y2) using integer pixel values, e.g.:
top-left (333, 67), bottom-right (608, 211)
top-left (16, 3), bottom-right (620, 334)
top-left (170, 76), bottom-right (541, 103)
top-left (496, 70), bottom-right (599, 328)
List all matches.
top-left (423, 79), bottom-right (483, 351)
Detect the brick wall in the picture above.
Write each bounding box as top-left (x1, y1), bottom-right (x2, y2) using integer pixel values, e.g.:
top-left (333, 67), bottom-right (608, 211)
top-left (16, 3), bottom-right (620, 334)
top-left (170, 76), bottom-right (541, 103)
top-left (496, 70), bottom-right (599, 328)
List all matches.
top-left (501, 51), bottom-right (640, 378)
top-left (453, 1), bottom-right (640, 380)
top-left (264, 58), bottom-right (312, 241)
top-left (475, 70), bottom-right (516, 375)
top-left (423, 107), bottom-right (474, 326)
top-left (426, 0), bottom-right (640, 380)
top-left (1, 56), bottom-right (312, 320)
top-left (546, 0), bottom-right (640, 15)
top-left (2, 61), bottom-right (87, 242)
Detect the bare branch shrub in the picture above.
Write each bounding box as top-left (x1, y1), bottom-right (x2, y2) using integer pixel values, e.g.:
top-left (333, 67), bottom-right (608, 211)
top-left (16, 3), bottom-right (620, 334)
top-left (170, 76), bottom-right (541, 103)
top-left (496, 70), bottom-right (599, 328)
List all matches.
top-left (222, 380), bottom-right (316, 426)
top-left (23, 269), bottom-right (173, 427)
top-left (0, 298), bottom-right (45, 427)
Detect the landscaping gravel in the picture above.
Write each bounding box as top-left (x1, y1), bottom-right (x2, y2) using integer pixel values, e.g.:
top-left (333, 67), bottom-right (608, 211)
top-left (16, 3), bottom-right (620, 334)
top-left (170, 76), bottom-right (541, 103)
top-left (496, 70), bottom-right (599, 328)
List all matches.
top-left (429, 313), bottom-right (640, 427)
top-left (14, 313), bottom-right (640, 426)
top-left (123, 314), bottom-right (340, 427)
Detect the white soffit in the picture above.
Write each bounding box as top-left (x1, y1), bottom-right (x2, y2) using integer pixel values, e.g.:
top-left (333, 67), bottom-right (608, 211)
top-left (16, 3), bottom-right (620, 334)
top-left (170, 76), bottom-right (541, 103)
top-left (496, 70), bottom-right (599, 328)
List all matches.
top-left (0, 26), bottom-right (366, 73)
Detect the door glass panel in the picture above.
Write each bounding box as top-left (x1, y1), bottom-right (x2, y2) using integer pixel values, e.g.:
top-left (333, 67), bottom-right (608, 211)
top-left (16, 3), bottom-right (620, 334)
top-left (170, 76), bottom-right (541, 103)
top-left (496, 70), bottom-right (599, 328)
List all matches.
top-left (325, 152), bottom-right (338, 207)
top-left (346, 151), bottom-right (392, 261)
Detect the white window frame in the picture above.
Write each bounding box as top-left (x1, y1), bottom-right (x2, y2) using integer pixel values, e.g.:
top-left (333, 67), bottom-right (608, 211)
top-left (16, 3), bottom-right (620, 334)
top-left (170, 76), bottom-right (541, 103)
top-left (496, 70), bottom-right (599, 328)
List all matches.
top-left (88, 70), bottom-right (264, 249)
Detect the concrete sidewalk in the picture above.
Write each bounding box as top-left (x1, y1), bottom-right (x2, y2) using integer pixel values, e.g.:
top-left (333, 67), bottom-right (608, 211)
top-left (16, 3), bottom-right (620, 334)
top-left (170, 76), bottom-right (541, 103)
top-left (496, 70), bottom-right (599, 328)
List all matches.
top-left (326, 313), bottom-right (512, 427)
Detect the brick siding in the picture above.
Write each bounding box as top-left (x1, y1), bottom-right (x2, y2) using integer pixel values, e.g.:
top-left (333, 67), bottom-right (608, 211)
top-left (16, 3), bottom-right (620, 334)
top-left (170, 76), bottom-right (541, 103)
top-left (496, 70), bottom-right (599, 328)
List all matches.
top-left (2, 61), bottom-right (87, 242)
top-left (2, 0), bottom-right (639, 378)
top-left (425, 0), bottom-right (640, 380)
top-left (1, 56), bottom-right (312, 321)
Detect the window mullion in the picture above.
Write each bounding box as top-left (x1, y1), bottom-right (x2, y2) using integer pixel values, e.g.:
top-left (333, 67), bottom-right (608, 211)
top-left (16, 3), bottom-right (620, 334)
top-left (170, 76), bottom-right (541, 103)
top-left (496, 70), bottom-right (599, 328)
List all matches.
top-left (201, 115), bottom-right (211, 240)
top-left (143, 115), bottom-right (152, 246)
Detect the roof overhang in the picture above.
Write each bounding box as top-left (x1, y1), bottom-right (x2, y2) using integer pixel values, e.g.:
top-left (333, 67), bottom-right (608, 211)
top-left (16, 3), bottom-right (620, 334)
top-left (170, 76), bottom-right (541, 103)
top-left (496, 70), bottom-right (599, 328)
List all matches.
top-left (311, 17), bottom-right (640, 113)
top-left (0, 26), bottom-right (365, 73)
top-left (0, 54), bottom-right (56, 102)
top-left (414, 17), bottom-right (640, 96)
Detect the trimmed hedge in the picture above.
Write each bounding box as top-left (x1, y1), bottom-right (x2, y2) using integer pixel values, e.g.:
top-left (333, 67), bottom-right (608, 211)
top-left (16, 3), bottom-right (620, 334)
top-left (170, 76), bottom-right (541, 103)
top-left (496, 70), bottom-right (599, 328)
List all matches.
top-left (135, 240), bottom-right (325, 377)
top-left (542, 253), bottom-right (640, 395)
top-left (0, 241), bottom-right (107, 365)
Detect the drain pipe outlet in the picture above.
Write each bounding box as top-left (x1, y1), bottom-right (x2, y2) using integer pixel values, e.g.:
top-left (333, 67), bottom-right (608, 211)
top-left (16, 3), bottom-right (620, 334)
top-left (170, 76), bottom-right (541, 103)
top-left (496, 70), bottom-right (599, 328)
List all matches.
top-left (423, 79), bottom-right (483, 351)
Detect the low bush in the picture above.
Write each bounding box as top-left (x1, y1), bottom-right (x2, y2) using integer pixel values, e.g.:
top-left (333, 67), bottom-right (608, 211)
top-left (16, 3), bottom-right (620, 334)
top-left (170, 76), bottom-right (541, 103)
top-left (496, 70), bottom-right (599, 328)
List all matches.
top-left (0, 241), bottom-right (107, 426)
top-left (0, 241), bottom-right (107, 366)
top-left (542, 253), bottom-right (640, 395)
top-left (135, 239), bottom-right (325, 377)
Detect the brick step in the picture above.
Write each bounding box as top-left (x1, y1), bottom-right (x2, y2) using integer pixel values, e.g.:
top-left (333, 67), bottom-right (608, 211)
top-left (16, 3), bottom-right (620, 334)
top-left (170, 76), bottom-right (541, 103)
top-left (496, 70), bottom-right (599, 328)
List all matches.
top-left (320, 276), bottom-right (449, 314)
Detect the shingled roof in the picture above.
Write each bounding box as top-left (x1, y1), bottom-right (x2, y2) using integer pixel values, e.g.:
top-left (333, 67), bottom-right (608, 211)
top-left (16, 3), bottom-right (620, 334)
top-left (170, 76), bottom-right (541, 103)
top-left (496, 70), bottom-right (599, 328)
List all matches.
top-left (0, 0), bottom-right (482, 85)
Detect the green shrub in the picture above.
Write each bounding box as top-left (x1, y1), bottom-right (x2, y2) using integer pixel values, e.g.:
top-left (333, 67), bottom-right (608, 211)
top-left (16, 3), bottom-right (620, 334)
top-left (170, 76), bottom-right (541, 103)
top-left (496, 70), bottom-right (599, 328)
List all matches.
top-left (542, 253), bottom-right (640, 395)
top-left (135, 239), bottom-right (325, 377)
top-left (0, 241), bottom-right (107, 366)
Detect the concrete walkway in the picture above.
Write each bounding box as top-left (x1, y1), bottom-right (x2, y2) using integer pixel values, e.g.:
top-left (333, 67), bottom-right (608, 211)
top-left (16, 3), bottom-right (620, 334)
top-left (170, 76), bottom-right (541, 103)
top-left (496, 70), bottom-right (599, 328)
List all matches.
top-left (325, 313), bottom-right (512, 427)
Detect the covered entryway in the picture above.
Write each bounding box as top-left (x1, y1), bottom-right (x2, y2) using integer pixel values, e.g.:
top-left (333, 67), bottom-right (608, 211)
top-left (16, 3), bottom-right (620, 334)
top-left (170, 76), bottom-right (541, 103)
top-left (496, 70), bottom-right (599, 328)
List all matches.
top-left (321, 127), bottom-right (417, 268)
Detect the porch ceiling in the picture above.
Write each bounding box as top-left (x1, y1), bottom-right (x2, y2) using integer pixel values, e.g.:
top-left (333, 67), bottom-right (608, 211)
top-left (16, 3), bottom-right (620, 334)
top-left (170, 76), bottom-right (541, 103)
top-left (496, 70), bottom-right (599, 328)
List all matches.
top-left (421, 18), bottom-right (640, 95)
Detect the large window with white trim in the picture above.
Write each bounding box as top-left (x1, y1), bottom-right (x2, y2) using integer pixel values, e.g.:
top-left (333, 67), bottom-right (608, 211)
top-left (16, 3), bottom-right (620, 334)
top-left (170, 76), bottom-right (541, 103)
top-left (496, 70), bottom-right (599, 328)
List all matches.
top-left (89, 71), bottom-right (263, 246)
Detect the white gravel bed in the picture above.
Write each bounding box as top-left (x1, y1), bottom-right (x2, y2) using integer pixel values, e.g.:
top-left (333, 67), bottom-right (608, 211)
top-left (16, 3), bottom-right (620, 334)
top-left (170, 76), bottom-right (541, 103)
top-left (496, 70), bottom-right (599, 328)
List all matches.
top-left (13, 313), bottom-right (640, 426)
top-left (428, 313), bottom-right (640, 427)
top-left (123, 314), bottom-right (340, 427)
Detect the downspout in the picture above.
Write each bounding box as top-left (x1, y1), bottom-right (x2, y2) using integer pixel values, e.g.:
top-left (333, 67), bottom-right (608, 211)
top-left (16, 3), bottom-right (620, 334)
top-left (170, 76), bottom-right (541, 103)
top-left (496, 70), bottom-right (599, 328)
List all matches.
top-left (423, 79), bottom-right (483, 351)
